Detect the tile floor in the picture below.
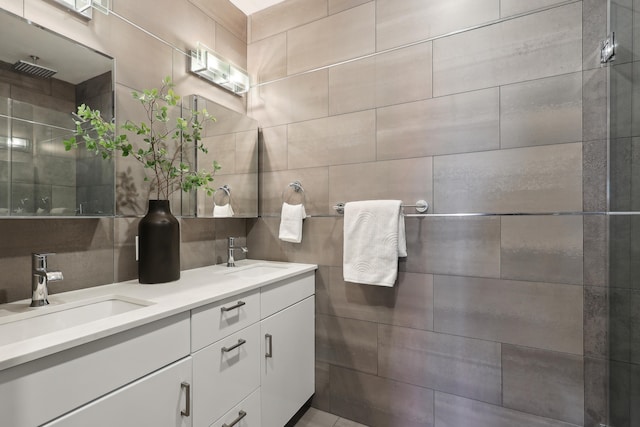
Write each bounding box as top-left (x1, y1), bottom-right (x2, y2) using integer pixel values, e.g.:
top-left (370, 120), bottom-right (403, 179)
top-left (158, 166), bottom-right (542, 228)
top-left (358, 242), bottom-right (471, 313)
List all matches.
top-left (294, 408), bottom-right (369, 427)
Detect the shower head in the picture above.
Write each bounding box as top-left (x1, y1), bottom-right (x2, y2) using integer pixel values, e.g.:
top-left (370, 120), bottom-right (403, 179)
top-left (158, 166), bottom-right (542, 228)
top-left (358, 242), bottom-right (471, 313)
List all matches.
top-left (12, 56), bottom-right (57, 79)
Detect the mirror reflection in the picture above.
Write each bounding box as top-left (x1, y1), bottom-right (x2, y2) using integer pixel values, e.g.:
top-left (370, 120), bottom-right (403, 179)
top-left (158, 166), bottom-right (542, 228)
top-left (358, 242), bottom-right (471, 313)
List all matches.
top-left (184, 95), bottom-right (258, 218)
top-left (0, 10), bottom-right (114, 216)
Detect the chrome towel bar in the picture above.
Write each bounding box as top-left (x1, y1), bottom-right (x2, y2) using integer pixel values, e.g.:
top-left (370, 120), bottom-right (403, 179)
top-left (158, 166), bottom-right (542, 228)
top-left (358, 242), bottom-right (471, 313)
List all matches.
top-left (333, 199), bottom-right (429, 215)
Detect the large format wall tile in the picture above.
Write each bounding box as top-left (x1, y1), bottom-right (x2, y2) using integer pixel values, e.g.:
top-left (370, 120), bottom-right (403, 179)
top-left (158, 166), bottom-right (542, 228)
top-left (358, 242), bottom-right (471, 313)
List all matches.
top-left (433, 275), bottom-right (583, 354)
top-left (500, 0), bottom-right (569, 17)
top-left (502, 345), bottom-right (585, 425)
top-left (584, 357), bottom-right (609, 427)
top-left (376, 88), bottom-right (499, 160)
top-left (330, 366), bottom-right (434, 427)
top-left (584, 215), bottom-right (608, 287)
top-left (501, 215), bottom-right (584, 285)
top-left (248, 69), bottom-right (328, 128)
top-left (433, 143), bottom-right (582, 213)
top-left (287, 3), bottom-right (375, 75)
top-left (260, 167), bottom-right (329, 215)
top-left (434, 392), bottom-right (579, 427)
top-left (583, 139), bottom-right (608, 212)
top-left (247, 33), bottom-right (287, 84)
top-left (329, 157), bottom-right (433, 211)
top-left (583, 68), bottom-right (608, 142)
top-left (215, 24), bottom-right (247, 70)
top-left (376, 0), bottom-right (499, 51)
top-left (0, 0), bottom-right (22, 15)
top-left (249, 0), bottom-right (327, 42)
top-left (610, 63), bottom-right (633, 139)
top-left (403, 216), bottom-right (501, 278)
top-left (288, 110), bottom-right (376, 169)
top-left (584, 286), bottom-right (609, 359)
top-left (329, 0), bottom-right (370, 15)
top-left (247, 217), bottom-right (344, 266)
top-left (259, 125), bottom-right (288, 172)
top-left (378, 325), bottom-right (501, 404)
top-left (500, 73), bottom-right (582, 149)
top-left (433, 3), bottom-right (582, 96)
top-left (0, 218), bottom-right (114, 303)
top-left (323, 268), bottom-right (433, 330)
top-left (583, 0), bottom-right (608, 71)
top-left (114, 0), bottom-right (216, 52)
top-left (328, 42), bottom-right (432, 115)
top-left (189, 0), bottom-right (247, 42)
top-left (316, 314), bottom-right (378, 374)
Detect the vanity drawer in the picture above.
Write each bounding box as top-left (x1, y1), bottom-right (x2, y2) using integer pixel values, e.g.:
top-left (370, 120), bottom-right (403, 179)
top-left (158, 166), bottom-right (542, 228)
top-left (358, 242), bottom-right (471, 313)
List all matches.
top-left (261, 271), bottom-right (315, 319)
top-left (191, 289), bottom-right (260, 352)
top-left (192, 323), bottom-right (260, 426)
top-left (211, 388), bottom-right (260, 427)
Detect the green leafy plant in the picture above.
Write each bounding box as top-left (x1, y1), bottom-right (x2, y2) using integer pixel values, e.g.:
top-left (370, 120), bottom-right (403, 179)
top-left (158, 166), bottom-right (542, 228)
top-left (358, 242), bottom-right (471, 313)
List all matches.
top-left (64, 76), bottom-right (221, 200)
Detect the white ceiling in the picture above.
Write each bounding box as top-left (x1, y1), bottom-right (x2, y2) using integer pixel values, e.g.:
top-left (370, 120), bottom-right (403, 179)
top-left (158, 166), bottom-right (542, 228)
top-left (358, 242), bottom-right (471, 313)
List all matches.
top-left (229, 0), bottom-right (286, 15)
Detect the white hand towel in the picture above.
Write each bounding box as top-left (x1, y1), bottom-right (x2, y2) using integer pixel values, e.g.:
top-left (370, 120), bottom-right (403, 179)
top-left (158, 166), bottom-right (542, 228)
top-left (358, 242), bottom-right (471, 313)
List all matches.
top-left (343, 200), bottom-right (405, 287)
top-left (279, 202), bottom-right (307, 243)
top-left (213, 203), bottom-right (235, 217)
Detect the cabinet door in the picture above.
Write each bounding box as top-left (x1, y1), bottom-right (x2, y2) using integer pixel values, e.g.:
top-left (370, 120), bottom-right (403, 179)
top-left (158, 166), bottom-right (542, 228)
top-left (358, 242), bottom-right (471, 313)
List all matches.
top-left (260, 296), bottom-right (315, 427)
top-left (44, 357), bottom-right (193, 427)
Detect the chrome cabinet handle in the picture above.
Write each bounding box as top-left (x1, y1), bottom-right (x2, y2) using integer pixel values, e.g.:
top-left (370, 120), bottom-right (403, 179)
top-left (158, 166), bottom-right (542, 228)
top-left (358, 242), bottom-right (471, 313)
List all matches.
top-left (265, 333), bottom-right (273, 358)
top-left (222, 410), bottom-right (247, 427)
top-left (221, 300), bottom-right (246, 312)
top-left (180, 382), bottom-right (191, 417)
top-left (221, 338), bottom-right (246, 353)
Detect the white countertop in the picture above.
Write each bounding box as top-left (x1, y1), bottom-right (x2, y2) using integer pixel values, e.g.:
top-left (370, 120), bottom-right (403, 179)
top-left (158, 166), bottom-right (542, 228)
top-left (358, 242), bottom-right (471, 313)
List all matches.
top-left (0, 260), bottom-right (317, 371)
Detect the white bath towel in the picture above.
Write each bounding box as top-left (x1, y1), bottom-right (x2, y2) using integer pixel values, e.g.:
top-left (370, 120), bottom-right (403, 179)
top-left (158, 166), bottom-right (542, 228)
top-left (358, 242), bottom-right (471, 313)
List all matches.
top-left (279, 202), bottom-right (307, 243)
top-left (343, 200), bottom-right (406, 287)
top-left (213, 203), bottom-right (235, 217)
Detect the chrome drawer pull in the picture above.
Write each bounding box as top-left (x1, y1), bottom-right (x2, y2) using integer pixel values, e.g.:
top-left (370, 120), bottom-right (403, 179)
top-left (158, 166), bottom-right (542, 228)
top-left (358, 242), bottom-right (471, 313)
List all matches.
top-left (222, 410), bottom-right (247, 427)
top-left (221, 338), bottom-right (246, 353)
top-left (265, 333), bottom-right (273, 358)
top-left (221, 300), bottom-right (246, 312)
top-left (180, 382), bottom-right (191, 417)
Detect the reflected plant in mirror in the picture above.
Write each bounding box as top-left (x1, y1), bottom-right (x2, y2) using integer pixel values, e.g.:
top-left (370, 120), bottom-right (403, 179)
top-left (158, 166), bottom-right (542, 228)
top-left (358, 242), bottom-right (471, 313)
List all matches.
top-left (64, 76), bottom-right (221, 201)
top-left (0, 9), bottom-right (115, 216)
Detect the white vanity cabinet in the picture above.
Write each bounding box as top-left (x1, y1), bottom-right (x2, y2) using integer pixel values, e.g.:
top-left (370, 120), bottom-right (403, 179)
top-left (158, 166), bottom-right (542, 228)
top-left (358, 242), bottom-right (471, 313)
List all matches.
top-left (0, 263), bottom-right (316, 427)
top-left (260, 275), bottom-right (315, 427)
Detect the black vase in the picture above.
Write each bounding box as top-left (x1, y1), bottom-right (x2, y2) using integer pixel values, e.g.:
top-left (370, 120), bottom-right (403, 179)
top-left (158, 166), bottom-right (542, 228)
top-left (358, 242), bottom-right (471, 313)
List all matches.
top-left (138, 200), bottom-right (180, 284)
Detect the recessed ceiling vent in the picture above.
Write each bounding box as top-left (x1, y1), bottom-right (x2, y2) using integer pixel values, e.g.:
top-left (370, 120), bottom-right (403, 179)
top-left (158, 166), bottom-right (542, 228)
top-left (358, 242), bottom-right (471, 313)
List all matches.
top-left (13, 56), bottom-right (57, 79)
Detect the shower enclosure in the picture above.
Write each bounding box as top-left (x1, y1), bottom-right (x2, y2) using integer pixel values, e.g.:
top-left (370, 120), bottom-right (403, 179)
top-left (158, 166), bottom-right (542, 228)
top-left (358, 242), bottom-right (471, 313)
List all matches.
top-left (607, 0), bottom-right (640, 425)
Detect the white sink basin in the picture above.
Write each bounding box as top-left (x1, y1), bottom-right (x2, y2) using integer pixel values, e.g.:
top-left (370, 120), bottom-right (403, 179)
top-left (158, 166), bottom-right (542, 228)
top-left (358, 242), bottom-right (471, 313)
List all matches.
top-left (223, 263), bottom-right (290, 277)
top-left (0, 296), bottom-right (152, 347)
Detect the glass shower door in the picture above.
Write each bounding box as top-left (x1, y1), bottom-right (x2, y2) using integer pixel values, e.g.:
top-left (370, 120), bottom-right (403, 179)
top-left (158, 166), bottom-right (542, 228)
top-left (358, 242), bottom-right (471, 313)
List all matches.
top-left (608, 0), bottom-right (640, 426)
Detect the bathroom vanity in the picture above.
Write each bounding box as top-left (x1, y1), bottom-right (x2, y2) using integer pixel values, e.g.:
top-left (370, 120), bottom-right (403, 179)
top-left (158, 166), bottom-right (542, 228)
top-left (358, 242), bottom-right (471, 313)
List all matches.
top-left (0, 260), bottom-right (316, 427)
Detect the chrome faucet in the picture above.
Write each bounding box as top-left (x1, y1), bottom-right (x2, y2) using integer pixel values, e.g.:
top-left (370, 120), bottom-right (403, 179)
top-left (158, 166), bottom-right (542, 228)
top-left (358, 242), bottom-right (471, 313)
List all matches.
top-left (31, 253), bottom-right (64, 307)
top-left (227, 237), bottom-right (248, 267)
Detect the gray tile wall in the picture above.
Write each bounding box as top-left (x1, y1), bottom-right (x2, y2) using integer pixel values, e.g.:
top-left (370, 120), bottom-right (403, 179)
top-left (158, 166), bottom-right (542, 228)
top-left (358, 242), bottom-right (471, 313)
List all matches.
top-left (247, 1), bottom-right (609, 426)
top-left (0, 0), bottom-right (250, 302)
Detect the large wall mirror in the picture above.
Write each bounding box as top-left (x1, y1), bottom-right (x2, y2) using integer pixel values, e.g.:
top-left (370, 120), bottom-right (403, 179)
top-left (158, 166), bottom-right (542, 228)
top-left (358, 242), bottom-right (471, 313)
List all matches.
top-left (182, 95), bottom-right (258, 218)
top-left (0, 10), bottom-right (114, 217)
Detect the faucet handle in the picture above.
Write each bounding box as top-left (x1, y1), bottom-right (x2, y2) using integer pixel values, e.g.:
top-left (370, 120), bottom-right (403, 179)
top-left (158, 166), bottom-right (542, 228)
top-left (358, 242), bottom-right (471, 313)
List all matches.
top-left (32, 252), bottom-right (56, 269)
top-left (33, 252), bottom-right (56, 258)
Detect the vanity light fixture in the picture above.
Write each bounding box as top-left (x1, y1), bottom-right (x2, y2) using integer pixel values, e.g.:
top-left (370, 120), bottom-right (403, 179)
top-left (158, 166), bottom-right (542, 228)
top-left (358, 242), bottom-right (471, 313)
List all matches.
top-left (0, 137), bottom-right (30, 151)
top-left (190, 43), bottom-right (250, 95)
top-left (45, 0), bottom-right (110, 19)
